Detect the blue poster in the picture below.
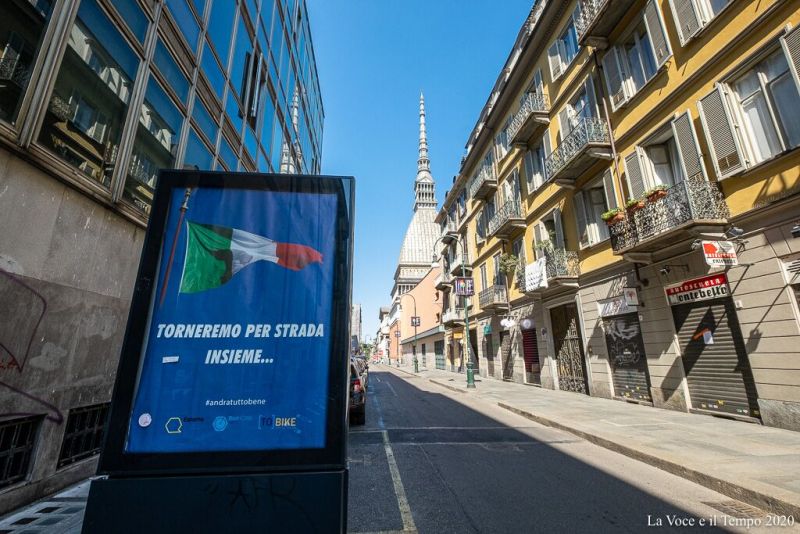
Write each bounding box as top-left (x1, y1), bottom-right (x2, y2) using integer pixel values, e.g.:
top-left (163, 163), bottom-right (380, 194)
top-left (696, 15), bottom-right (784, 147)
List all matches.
top-left (125, 186), bottom-right (337, 453)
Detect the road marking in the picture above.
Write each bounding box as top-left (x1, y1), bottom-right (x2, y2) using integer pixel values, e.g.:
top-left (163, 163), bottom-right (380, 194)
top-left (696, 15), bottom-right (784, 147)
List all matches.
top-left (382, 430), bottom-right (417, 533)
top-left (375, 376), bottom-right (382, 383)
top-left (385, 381), bottom-right (398, 397)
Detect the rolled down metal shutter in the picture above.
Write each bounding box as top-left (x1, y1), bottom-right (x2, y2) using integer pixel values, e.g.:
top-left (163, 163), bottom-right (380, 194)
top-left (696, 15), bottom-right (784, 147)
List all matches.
top-left (672, 299), bottom-right (759, 418)
top-left (434, 340), bottom-right (445, 370)
top-left (522, 329), bottom-right (540, 374)
top-left (603, 314), bottom-right (652, 402)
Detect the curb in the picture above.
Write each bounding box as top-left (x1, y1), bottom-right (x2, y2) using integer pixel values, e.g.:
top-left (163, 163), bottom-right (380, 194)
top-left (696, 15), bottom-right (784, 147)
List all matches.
top-left (496, 402), bottom-right (800, 518)
top-left (428, 379), bottom-right (467, 394)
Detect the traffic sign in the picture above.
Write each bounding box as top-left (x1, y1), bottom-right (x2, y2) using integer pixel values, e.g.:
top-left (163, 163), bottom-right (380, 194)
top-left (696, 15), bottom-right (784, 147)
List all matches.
top-left (411, 316), bottom-right (420, 327)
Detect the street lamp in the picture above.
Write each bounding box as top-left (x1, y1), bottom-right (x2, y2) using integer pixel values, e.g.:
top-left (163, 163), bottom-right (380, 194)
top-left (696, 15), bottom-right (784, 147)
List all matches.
top-left (431, 235), bottom-right (475, 388)
top-left (399, 293), bottom-right (419, 373)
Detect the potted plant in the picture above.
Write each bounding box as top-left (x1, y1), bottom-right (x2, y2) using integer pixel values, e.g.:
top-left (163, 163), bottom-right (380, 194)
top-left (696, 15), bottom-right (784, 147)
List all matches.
top-left (645, 184), bottom-right (669, 202)
top-left (498, 253), bottom-right (519, 274)
top-left (626, 197), bottom-right (645, 213)
top-left (601, 207), bottom-right (624, 225)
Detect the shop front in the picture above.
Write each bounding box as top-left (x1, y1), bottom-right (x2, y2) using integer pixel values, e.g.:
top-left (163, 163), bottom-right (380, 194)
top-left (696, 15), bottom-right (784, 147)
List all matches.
top-left (598, 295), bottom-right (652, 403)
top-left (666, 274), bottom-right (760, 420)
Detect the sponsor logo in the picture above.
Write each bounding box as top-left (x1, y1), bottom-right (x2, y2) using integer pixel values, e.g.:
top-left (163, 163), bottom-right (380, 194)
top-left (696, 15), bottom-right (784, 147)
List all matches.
top-left (665, 274), bottom-right (729, 305)
top-left (182, 416), bottom-right (205, 423)
top-left (165, 417), bottom-right (182, 434)
top-left (274, 416), bottom-right (297, 428)
top-left (258, 415), bottom-right (273, 429)
top-left (138, 413), bottom-right (152, 428)
top-left (213, 416), bottom-right (228, 432)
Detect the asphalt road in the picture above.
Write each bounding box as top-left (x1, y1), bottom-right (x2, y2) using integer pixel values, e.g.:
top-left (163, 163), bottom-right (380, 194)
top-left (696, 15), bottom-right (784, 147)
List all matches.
top-left (346, 367), bottom-right (794, 534)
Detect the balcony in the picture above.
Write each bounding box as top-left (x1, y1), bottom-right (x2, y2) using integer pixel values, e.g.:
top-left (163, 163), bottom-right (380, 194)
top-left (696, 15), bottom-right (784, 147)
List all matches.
top-left (576, 0), bottom-right (637, 47)
top-left (435, 271), bottom-right (453, 291)
top-left (487, 200), bottom-right (525, 239)
top-left (440, 220), bottom-right (460, 246)
top-left (544, 117), bottom-right (612, 186)
top-left (442, 307), bottom-right (465, 326)
top-left (609, 176), bottom-right (730, 258)
top-left (467, 162), bottom-right (497, 201)
top-left (508, 92), bottom-right (550, 146)
top-left (479, 285), bottom-right (509, 311)
top-left (524, 248), bottom-right (580, 293)
top-left (449, 253), bottom-right (472, 276)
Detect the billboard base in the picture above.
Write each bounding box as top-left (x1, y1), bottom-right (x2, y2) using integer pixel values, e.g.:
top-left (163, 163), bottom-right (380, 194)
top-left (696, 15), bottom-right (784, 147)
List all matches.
top-left (81, 469), bottom-right (347, 534)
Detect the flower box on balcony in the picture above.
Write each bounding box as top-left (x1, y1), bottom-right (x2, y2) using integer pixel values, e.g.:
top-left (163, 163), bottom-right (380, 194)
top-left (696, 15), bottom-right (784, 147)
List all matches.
top-left (646, 186), bottom-right (669, 202)
top-left (625, 199), bottom-right (645, 213)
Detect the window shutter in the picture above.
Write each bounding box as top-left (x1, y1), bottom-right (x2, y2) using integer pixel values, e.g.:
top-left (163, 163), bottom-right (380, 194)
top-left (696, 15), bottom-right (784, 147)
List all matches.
top-left (543, 128), bottom-right (552, 156)
top-left (780, 26), bottom-right (800, 95)
top-left (548, 42), bottom-right (562, 80)
top-left (697, 84), bottom-right (745, 178)
top-left (668, 0), bottom-right (702, 46)
top-left (644, 0), bottom-right (671, 68)
top-left (534, 69), bottom-right (544, 95)
top-left (602, 48), bottom-right (628, 110)
top-left (624, 149), bottom-right (646, 199)
top-left (670, 110), bottom-right (707, 181)
top-left (524, 150), bottom-right (535, 190)
top-left (558, 108), bottom-right (571, 142)
top-left (553, 207), bottom-right (565, 249)
top-left (574, 191), bottom-right (590, 248)
top-left (534, 223), bottom-right (544, 259)
top-left (602, 168), bottom-right (619, 209)
top-left (584, 75), bottom-right (598, 118)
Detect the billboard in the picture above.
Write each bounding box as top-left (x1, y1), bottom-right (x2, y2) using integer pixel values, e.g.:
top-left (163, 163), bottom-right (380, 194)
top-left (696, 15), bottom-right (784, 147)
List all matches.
top-left (99, 172), bottom-right (353, 475)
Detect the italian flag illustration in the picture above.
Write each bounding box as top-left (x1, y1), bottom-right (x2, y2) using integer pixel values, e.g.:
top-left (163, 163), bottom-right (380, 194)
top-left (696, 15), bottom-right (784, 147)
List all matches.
top-left (178, 221), bottom-right (323, 294)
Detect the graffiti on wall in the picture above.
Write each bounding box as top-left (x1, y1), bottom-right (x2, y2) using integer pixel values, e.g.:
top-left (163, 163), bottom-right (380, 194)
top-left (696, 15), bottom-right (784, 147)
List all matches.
top-left (0, 268), bottom-right (63, 423)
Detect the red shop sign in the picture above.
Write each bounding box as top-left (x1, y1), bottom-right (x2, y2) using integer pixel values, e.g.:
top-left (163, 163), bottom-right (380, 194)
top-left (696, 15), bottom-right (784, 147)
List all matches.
top-left (665, 274), bottom-right (729, 306)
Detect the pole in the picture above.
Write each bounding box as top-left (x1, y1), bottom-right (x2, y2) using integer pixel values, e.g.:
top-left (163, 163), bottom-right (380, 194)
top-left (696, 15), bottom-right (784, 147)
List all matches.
top-left (159, 188), bottom-right (192, 307)
top-left (461, 236), bottom-right (475, 388)
top-left (400, 293), bottom-right (419, 374)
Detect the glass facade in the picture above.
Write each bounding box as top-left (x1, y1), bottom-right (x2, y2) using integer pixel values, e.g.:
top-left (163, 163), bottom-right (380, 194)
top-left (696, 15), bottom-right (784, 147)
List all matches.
top-left (0, 0), bottom-right (323, 216)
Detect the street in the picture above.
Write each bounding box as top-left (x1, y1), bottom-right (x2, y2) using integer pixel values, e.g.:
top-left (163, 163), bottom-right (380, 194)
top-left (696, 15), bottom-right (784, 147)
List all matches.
top-left (347, 367), bottom-right (792, 534)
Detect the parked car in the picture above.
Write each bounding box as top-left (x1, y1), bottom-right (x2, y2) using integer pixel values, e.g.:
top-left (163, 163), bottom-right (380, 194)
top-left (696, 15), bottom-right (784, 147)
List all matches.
top-left (349, 361), bottom-right (366, 425)
top-left (352, 356), bottom-right (369, 390)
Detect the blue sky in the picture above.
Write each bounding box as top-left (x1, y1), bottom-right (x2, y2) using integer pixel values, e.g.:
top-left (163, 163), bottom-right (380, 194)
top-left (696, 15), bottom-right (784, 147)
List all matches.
top-left (306, 0), bottom-right (534, 337)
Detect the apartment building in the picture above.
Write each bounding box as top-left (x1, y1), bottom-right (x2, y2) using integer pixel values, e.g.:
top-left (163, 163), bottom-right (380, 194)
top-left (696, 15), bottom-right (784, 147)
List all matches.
top-left (0, 0), bottom-right (323, 512)
top-left (436, 0), bottom-right (800, 431)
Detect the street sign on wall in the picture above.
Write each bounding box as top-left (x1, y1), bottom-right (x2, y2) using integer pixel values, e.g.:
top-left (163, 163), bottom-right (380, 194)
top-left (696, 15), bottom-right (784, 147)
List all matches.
top-left (411, 316), bottom-right (420, 327)
top-left (665, 274), bottom-right (730, 306)
top-left (702, 241), bottom-right (738, 266)
top-left (454, 277), bottom-right (474, 296)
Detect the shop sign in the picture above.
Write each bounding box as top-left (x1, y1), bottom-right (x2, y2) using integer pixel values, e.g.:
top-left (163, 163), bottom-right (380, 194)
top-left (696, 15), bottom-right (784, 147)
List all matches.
top-left (454, 277), bottom-right (474, 296)
top-left (623, 287), bottom-right (639, 307)
top-left (525, 258), bottom-right (548, 290)
top-left (702, 241), bottom-right (738, 266)
top-left (597, 296), bottom-right (636, 318)
top-left (665, 274), bottom-right (729, 305)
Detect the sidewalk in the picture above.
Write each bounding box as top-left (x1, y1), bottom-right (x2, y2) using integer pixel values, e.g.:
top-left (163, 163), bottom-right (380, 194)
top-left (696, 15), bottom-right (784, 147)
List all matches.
top-left (389, 363), bottom-right (800, 517)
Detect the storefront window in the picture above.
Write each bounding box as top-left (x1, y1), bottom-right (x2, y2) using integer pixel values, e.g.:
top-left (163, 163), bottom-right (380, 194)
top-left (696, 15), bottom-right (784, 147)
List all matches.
top-left (39, 0), bottom-right (139, 188)
top-left (123, 77), bottom-right (183, 214)
top-left (0, 0), bottom-right (55, 125)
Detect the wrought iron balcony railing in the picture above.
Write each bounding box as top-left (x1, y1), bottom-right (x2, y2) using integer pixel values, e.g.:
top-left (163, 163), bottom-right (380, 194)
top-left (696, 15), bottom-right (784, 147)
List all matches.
top-left (449, 252), bottom-right (471, 274)
top-left (515, 257), bottom-right (527, 292)
top-left (544, 248), bottom-right (580, 280)
top-left (442, 307), bottom-right (465, 325)
top-left (467, 161), bottom-right (497, 199)
top-left (544, 117), bottom-right (609, 180)
top-left (478, 285), bottom-right (508, 309)
top-left (609, 176), bottom-right (730, 253)
top-left (507, 92), bottom-right (549, 142)
top-left (575, 0), bottom-right (609, 40)
top-left (434, 271), bottom-right (453, 290)
top-left (487, 199), bottom-right (524, 236)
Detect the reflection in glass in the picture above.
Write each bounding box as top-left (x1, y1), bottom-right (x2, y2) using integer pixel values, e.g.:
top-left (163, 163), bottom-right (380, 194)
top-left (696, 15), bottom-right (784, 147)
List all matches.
top-left (153, 40), bottom-right (189, 103)
top-left (165, 0), bottom-right (200, 51)
top-left (218, 135), bottom-right (237, 171)
top-left (200, 40), bottom-right (225, 100)
top-left (231, 17), bottom-right (253, 100)
top-left (39, 0), bottom-right (138, 187)
top-left (225, 86), bottom-right (243, 135)
top-left (112, 0), bottom-right (148, 43)
top-left (124, 77), bottom-right (183, 213)
top-left (192, 96), bottom-right (218, 143)
top-left (0, 0), bottom-right (54, 124)
top-left (184, 128), bottom-right (213, 170)
top-left (208, 0), bottom-right (236, 67)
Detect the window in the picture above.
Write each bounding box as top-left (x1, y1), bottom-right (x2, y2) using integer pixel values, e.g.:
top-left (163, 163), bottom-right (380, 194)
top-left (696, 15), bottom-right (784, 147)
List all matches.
top-left (698, 35), bottom-right (800, 179)
top-left (124, 77), bottom-right (184, 213)
top-left (524, 130), bottom-right (551, 192)
top-left (668, 0), bottom-right (732, 45)
top-left (480, 263), bottom-right (488, 291)
top-left (111, 0), bottom-right (148, 44)
top-left (495, 116), bottom-right (513, 160)
top-left (0, 416), bottom-right (40, 490)
top-left (492, 253), bottom-right (503, 286)
top-left (625, 111), bottom-right (706, 197)
top-left (575, 171), bottom-right (618, 248)
top-left (153, 40), bottom-right (189, 103)
top-left (39, 0), bottom-right (139, 188)
top-left (558, 78), bottom-right (597, 141)
top-left (602, 0), bottom-right (671, 111)
top-left (165, 0), bottom-right (200, 51)
top-left (184, 127), bottom-right (213, 169)
top-left (57, 403), bottom-right (109, 468)
top-left (0, 0), bottom-right (55, 124)
top-left (548, 4), bottom-right (581, 81)
top-left (534, 209), bottom-right (564, 258)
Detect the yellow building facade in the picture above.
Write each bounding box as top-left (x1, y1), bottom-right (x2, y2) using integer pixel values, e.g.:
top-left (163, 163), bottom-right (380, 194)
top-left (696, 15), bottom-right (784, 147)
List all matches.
top-left (436, 0), bottom-right (800, 430)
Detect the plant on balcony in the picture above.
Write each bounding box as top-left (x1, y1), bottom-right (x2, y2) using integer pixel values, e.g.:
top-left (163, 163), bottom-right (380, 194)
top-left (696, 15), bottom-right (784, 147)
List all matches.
top-left (645, 184), bottom-right (669, 202)
top-left (601, 207), bottom-right (624, 225)
top-left (625, 197), bottom-right (645, 213)
top-left (498, 253), bottom-right (519, 274)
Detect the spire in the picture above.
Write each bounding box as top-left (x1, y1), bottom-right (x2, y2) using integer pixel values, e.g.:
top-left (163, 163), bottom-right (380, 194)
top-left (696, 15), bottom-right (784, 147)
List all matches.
top-left (413, 93), bottom-right (436, 210)
top-left (418, 93), bottom-right (430, 173)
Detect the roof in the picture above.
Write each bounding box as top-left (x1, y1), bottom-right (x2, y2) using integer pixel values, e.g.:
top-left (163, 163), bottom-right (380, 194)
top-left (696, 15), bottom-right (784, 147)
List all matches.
top-left (398, 206), bottom-right (439, 266)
